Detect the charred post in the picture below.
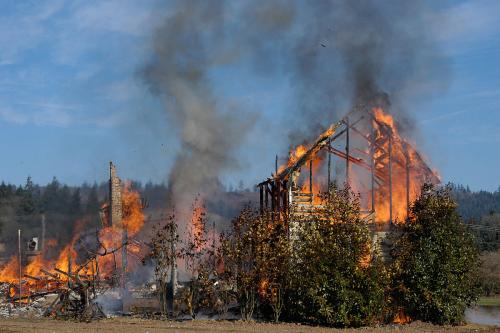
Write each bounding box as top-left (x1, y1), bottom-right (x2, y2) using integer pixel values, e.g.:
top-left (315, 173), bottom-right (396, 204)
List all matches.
top-left (327, 138), bottom-right (332, 189)
top-left (388, 135), bottom-right (393, 225)
top-left (345, 119), bottom-right (350, 185)
top-left (309, 160), bottom-right (313, 200)
top-left (405, 150), bottom-right (410, 219)
top-left (121, 227), bottom-right (128, 291)
top-left (370, 126), bottom-right (376, 223)
top-left (259, 184), bottom-right (264, 214)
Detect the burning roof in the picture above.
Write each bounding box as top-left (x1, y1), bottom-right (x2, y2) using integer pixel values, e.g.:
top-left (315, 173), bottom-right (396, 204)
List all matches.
top-left (259, 105), bottom-right (440, 225)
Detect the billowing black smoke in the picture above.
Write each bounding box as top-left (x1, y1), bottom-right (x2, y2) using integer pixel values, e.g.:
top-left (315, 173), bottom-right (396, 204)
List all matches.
top-left (142, 0), bottom-right (447, 220)
top-left (286, 0), bottom-right (448, 142)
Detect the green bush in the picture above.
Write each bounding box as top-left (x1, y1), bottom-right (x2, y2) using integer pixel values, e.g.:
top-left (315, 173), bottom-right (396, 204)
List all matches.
top-left (286, 185), bottom-right (389, 327)
top-left (391, 184), bottom-right (481, 325)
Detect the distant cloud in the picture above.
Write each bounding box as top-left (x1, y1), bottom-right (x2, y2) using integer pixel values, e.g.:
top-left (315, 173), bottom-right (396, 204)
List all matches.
top-left (105, 79), bottom-right (143, 102)
top-left (0, 1), bottom-right (65, 64)
top-left (418, 108), bottom-right (470, 124)
top-left (0, 102), bottom-right (75, 127)
top-left (33, 108), bottom-right (73, 127)
top-left (431, 0), bottom-right (500, 53)
top-left (72, 0), bottom-right (156, 37)
top-left (90, 111), bottom-right (127, 128)
top-left (0, 107), bottom-right (28, 124)
top-left (0, 0), bottom-right (165, 130)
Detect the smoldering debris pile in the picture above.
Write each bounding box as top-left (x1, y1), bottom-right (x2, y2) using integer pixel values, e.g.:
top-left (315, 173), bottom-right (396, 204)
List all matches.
top-left (0, 270), bottom-right (106, 321)
top-left (0, 163), bottom-right (157, 321)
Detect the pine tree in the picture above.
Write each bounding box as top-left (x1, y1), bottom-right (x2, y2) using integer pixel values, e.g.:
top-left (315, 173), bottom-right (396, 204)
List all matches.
top-left (69, 188), bottom-right (82, 215)
top-left (18, 176), bottom-right (38, 215)
top-left (86, 184), bottom-right (99, 215)
top-left (42, 177), bottom-right (60, 213)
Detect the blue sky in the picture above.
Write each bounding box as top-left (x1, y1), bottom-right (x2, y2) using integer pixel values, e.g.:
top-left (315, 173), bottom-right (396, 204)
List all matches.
top-left (0, 0), bottom-right (499, 191)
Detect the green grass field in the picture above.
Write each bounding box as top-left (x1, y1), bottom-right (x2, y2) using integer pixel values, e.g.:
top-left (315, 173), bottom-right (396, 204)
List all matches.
top-left (478, 296), bottom-right (500, 306)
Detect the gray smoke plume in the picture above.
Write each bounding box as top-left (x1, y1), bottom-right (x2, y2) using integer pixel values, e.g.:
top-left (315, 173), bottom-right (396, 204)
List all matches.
top-left (142, 0), bottom-right (296, 219)
top-left (142, 1), bottom-right (250, 217)
top-left (142, 0), bottom-right (447, 215)
top-left (286, 1), bottom-right (448, 143)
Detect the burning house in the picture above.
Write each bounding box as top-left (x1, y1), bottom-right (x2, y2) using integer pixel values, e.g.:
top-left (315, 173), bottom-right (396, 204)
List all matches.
top-left (258, 101), bottom-right (439, 255)
top-left (0, 162), bottom-right (149, 319)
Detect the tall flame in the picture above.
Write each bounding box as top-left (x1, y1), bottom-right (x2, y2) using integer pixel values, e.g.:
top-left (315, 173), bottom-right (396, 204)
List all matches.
top-left (0, 184), bottom-right (146, 295)
top-left (190, 198), bottom-right (206, 252)
top-left (372, 107), bottom-right (439, 223)
top-left (277, 107), bottom-right (438, 224)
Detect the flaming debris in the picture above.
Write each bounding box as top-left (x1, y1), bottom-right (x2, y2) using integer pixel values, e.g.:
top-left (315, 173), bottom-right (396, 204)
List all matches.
top-left (0, 163), bottom-right (147, 319)
top-left (260, 103), bottom-right (439, 226)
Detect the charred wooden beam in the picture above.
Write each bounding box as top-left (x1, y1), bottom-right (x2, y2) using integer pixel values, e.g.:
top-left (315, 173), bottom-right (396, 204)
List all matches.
top-left (40, 269), bottom-right (59, 279)
top-left (327, 146), bottom-right (386, 181)
top-left (370, 125), bottom-right (376, 221)
top-left (11, 291), bottom-right (53, 302)
top-left (309, 160), bottom-right (313, 197)
top-left (329, 115), bottom-right (364, 142)
top-left (345, 118), bottom-right (350, 185)
top-left (270, 182), bottom-right (275, 213)
top-left (403, 142), bottom-right (411, 219)
top-left (23, 274), bottom-right (41, 281)
top-left (54, 268), bottom-right (77, 281)
top-left (259, 184), bottom-right (264, 214)
top-left (327, 138), bottom-right (332, 188)
top-left (274, 121), bottom-right (343, 181)
top-left (406, 154), bottom-right (410, 219)
top-left (283, 180), bottom-right (288, 219)
top-left (275, 180), bottom-right (281, 217)
top-left (389, 135), bottom-right (393, 225)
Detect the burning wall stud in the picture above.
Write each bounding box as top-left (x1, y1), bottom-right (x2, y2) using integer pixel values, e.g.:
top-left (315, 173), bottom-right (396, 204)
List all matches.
top-left (259, 104), bottom-right (440, 255)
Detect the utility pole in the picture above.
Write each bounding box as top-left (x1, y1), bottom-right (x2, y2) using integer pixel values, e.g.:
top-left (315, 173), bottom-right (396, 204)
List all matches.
top-left (388, 135), bottom-right (393, 225)
top-left (345, 119), bottom-right (350, 186)
top-left (170, 223), bottom-right (177, 317)
top-left (121, 227), bottom-right (128, 291)
top-left (18, 229), bottom-right (21, 308)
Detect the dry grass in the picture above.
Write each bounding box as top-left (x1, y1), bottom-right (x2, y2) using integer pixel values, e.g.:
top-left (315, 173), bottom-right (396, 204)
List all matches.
top-left (0, 317), bottom-right (498, 333)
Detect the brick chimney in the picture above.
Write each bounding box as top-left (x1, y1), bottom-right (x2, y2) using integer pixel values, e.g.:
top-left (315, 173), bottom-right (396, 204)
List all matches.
top-left (109, 162), bottom-right (123, 228)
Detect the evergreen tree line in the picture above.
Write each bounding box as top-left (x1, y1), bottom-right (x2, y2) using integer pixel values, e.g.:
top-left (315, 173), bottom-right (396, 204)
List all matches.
top-left (450, 183), bottom-right (500, 251)
top-left (450, 183), bottom-right (500, 220)
top-left (0, 177), bottom-right (102, 254)
top-left (0, 177), bottom-right (253, 259)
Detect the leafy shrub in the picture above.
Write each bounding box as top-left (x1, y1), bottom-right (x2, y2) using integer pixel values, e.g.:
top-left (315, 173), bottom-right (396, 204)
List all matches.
top-left (391, 184), bottom-right (480, 325)
top-left (286, 185), bottom-right (389, 327)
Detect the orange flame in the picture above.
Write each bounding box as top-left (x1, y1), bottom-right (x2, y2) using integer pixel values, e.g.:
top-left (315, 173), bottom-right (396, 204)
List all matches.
top-left (0, 184), bottom-right (146, 291)
top-left (190, 198), bottom-right (206, 251)
top-left (122, 184), bottom-right (146, 236)
top-left (372, 107), bottom-right (439, 223)
top-left (0, 255), bottom-right (19, 284)
top-left (258, 278), bottom-right (269, 299)
top-left (276, 107), bottom-right (438, 225)
top-left (393, 309), bottom-right (411, 324)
